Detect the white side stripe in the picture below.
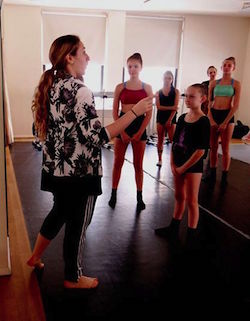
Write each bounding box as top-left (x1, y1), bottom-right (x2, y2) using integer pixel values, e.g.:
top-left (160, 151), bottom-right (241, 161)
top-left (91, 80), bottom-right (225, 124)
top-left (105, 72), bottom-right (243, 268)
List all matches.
top-left (77, 196), bottom-right (95, 278)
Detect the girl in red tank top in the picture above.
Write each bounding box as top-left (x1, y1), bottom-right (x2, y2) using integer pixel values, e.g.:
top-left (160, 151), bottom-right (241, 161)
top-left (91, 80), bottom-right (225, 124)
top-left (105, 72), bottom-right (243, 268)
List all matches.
top-left (119, 84), bottom-right (148, 104)
top-left (108, 53), bottom-right (153, 212)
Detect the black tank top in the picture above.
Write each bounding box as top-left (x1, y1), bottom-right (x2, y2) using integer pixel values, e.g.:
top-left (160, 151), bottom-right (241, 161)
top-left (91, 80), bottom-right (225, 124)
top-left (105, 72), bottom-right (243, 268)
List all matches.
top-left (159, 87), bottom-right (176, 106)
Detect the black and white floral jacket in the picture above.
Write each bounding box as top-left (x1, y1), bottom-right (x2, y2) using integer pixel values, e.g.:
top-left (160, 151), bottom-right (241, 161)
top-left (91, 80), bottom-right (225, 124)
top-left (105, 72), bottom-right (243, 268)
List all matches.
top-left (42, 74), bottom-right (109, 183)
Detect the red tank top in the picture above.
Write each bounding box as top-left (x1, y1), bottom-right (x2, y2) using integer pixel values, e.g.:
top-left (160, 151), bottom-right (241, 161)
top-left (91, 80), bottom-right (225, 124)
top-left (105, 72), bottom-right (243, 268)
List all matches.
top-left (119, 83), bottom-right (147, 104)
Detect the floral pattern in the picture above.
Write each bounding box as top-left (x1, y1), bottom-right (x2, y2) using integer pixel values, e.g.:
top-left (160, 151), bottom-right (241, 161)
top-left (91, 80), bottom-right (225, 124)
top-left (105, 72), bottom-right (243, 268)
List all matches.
top-left (42, 74), bottom-right (109, 178)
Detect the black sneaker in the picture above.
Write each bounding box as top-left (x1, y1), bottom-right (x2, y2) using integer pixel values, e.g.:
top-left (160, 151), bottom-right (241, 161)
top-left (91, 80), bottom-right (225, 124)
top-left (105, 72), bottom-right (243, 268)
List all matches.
top-left (108, 196), bottom-right (116, 209)
top-left (155, 226), bottom-right (178, 239)
top-left (136, 200), bottom-right (146, 213)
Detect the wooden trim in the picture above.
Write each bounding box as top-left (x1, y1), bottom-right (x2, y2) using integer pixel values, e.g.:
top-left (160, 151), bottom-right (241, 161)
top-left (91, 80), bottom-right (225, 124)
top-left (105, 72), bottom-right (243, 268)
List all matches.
top-left (231, 138), bottom-right (244, 144)
top-left (14, 136), bottom-right (34, 142)
top-left (0, 147), bottom-right (46, 321)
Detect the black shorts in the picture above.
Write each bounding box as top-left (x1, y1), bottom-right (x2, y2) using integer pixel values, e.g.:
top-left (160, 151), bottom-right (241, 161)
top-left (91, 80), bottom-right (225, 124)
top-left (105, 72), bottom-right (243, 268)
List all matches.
top-left (156, 110), bottom-right (177, 125)
top-left (117, 111), bottom-right (147, 141)
top-left (174, 159), bottom-right (204, 174)
top-left (173, 149), bottom-right (204, 174)
top-left (211, 108), bottom-right (234, 125)
top-left (185, 159), bottom-right (203, 173)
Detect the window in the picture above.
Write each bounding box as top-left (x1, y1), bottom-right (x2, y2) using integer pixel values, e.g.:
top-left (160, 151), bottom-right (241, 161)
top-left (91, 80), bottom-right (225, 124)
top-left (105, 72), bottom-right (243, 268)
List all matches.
top-left (84, 63), bottom-right (103, 92)
top-left (124, 15), bottom-right (183, 68)
top-left (42, 12), bottom-right (106, 66)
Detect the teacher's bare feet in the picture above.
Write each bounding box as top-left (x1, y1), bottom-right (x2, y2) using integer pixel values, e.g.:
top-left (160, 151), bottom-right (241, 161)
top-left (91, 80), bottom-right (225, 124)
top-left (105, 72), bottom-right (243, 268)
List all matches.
top-left (64, 276), bottom-right (99, 289)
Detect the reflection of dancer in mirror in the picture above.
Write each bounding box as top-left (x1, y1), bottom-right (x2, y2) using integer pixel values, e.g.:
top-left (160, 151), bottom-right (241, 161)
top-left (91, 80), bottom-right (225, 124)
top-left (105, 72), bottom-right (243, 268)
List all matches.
top-left (27, 36), bottom-right (152, 289)
top-left (108, 53), bottom-right (153, 212)
top-left (207, 57), bottom-right (241, 185)
top-left (155, 84), bottom-right (210, 245)
top-left (155, 71), bottom-right (179, 167)
top-left (201, 66), bottom-right (217, 115)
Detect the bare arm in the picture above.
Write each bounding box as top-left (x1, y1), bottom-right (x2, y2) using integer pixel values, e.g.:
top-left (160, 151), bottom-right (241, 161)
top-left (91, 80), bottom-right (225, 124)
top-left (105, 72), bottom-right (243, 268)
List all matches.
top-left (167, 89), bottom-right (180, 124)
top-left (112, 84), bottom-right (123, 121)
top-left (175, 150), bottom-right (205, 175)
top-left (207, 80), bottom-right (216, 126)
top-left (142, 84), bottom-right (154, 127)
top-left (111, 83), bottom-right (131, 142)
top-left (170, 150), bottom-right (177, 175)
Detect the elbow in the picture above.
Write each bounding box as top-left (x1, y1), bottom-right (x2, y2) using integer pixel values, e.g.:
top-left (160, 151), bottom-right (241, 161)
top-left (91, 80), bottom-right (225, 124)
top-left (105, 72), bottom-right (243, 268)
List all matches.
top-left (232, 104), bottom-right (239, 112)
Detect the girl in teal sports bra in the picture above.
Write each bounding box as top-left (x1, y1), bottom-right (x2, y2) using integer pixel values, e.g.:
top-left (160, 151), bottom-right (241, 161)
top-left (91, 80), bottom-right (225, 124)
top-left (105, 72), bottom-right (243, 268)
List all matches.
top-left (207, 57), bottom-right (241, 185)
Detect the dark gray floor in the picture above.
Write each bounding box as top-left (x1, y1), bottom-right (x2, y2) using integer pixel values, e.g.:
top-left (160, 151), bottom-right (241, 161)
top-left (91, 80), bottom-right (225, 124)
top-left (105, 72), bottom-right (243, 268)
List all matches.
top-left (10, 142), bottom-right (250, 320)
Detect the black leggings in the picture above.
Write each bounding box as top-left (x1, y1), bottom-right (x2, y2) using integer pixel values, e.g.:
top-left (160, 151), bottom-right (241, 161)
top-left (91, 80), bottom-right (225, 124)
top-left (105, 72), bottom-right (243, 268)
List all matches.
top-left (40, 190), bottom-right (97, 281)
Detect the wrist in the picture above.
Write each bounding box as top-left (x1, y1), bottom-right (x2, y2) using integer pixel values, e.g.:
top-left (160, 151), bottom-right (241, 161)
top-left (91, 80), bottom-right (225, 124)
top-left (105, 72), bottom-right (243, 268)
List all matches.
top-left (131, 109), bottom-right (138, 118)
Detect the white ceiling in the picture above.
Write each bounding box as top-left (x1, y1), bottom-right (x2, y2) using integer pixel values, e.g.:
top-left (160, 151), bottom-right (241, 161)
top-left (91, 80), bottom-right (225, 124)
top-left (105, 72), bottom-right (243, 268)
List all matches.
top-left (4, 0), bottom-right (250, 17)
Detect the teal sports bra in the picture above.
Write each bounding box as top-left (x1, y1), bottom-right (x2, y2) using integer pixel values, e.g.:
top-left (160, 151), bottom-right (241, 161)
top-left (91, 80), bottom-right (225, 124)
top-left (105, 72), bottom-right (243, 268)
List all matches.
top-left (214, 79), bottom-right (235, 97)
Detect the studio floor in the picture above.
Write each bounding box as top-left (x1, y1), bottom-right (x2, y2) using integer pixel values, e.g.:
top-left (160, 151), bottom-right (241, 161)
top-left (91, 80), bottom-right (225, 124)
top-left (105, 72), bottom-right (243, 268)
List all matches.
top-left (9, 141), bottom-right (250, 320)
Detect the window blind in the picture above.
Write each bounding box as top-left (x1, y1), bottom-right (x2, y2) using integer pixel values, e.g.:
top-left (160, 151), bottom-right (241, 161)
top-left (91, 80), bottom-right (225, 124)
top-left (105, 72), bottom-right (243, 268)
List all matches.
top-left (124, 15), bottom-right (183, 67)
top-left (42, 12), bottom-right (106, 65)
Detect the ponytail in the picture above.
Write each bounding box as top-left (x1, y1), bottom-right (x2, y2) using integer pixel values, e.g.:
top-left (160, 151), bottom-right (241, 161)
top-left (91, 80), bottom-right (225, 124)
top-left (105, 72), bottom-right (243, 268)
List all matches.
top-left (32, 68), bottom-right (55, 141)
top-left (32, 35), bottom-right (81, 141)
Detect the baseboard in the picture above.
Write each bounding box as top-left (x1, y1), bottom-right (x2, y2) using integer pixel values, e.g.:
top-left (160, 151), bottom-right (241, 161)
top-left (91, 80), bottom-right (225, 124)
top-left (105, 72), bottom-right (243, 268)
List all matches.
top-left (0, 237), bottom-right (11, 275)
top-left (14, 136), bottom-right (34, 142)
top-left (0, 267), bottom-right (11, 275)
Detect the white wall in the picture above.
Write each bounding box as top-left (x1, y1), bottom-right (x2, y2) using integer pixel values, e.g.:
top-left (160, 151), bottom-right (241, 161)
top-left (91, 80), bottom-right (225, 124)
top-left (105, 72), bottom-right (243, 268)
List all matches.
top-left (104, 11), bottom-right (126, 91)
top-left (179, 15), bottom-right (250, 119)
top-left (2, 4), bottom-right (42, 138)
top-left (239, 24), bottom-right (250, 125)
top-left (2, 5), bottom-right (250, 138)
top-left (181, 15), bottom-right (250, 89)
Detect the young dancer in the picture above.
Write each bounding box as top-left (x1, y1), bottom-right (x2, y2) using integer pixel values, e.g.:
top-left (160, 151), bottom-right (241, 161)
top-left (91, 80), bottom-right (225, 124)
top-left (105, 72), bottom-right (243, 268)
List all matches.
top-left (207, 57), bottom-right (241, 185)
top-left (27, 35), bottom-right (152, 289)
top-left (108, 53), bottom-right (153, 212)
top-left (155, 71), bottom-right (179, 167)
top-left (155, 84), bottom-right (210, 242)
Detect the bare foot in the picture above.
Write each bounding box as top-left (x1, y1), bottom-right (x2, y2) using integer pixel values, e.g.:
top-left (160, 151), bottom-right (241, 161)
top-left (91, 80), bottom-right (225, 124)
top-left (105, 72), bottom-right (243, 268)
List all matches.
top-left (64, 276), bottom-right (99, 289)
top-left (27, 256), bottom-right (44, 269)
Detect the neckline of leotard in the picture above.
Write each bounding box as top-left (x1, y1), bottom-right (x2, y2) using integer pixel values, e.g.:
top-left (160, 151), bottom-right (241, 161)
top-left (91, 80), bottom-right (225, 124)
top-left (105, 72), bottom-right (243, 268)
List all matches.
top-left (123, 81), bottom-right (145, 91)
top-left (216, 78), bottom-right (234, 86)
top-left (183, 114), bottom-right (206, 124)
top-left (161, 86), bottom-right (174, 97)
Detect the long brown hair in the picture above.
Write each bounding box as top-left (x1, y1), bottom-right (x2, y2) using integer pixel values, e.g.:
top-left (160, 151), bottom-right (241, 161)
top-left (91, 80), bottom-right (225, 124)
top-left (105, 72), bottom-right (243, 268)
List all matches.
top-left (32, 35), bottom-right (80, 140)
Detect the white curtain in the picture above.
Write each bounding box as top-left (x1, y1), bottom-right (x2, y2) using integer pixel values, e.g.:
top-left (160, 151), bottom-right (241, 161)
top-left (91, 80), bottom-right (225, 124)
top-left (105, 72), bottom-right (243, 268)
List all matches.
top-left (124, 15), bottom-right (183, 67)
top-left (124, 15), bottom-right (183, 136)
top-left (42, 12), bottom-right (106, 64)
